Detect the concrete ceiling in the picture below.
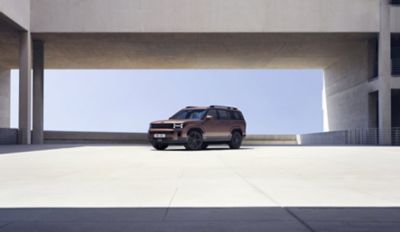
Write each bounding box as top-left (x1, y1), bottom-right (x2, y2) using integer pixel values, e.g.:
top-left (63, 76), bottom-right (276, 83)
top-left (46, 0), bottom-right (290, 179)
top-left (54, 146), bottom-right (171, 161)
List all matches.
top-left (0, 32), bottom-right (376, 70)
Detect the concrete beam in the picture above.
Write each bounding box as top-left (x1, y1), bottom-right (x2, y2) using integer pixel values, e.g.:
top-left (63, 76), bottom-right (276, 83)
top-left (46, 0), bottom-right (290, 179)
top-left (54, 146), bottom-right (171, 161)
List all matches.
top-left (31, 0), bottom-right (380, 33)
top-left (0, 0), bottom-right (30, 30)
top-left (32, 40), bottom-right (44, 144)
top-left (378, 0), bottom-right (392, 145)
top-left (0, 66), bottom-right (10, 128)
top-left (18, 31), bottom-right (32, 144)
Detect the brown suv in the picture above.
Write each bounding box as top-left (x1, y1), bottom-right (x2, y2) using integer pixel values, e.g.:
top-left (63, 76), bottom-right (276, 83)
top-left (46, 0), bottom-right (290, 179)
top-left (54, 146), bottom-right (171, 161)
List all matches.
top-left (148, 106), bottom-right (246, 150)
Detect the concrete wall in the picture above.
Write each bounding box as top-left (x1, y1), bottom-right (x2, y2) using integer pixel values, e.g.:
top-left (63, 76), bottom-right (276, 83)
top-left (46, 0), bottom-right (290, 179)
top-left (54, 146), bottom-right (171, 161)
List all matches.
top-left (31, 0), bottom-right (380, 33)
top-left (0, 66), bottom-right (10, 128)
top-left (44, 131), bottom-right (149, 144)
top-left (324, 39), bottom-right (375, 130)
top-left (244, 135), bottom-right (297, 145)
top-left (0, 0), bottom-right (30, 30)
top-left (297, 131), bottom-right (348, 145)
top-left (43, 131), bottom-right (298, 145)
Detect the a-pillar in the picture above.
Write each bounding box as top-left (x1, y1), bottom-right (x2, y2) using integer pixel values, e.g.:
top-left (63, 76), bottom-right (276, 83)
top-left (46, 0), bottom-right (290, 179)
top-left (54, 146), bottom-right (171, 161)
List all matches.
top-left (32, 40), bottom-right (44, 144)
top-left (18, 31), bottom-right (32, 144)
top-left (378, 0), bottom-right (392, 145)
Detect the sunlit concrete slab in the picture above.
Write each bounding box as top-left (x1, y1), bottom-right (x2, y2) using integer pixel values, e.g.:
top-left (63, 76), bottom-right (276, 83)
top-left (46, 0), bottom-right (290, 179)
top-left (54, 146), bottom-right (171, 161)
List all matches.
top-left (0, 145), bottom-right (400, 231)
top-left (0, 145), bottom-right (400, 208)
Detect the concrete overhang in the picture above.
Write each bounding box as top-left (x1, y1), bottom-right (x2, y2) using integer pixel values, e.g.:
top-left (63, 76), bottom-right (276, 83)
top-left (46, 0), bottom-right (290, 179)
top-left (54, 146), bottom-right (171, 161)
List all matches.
top-left (25, 33), bottom-right (376, 70)
top-left (0, 32), bottom-right (377, 70)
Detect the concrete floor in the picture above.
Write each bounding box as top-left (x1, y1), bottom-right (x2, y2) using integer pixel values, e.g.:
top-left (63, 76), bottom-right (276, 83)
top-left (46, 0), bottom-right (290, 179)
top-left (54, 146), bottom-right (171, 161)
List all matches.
top-left (0, 145), bottom-right (400, 231)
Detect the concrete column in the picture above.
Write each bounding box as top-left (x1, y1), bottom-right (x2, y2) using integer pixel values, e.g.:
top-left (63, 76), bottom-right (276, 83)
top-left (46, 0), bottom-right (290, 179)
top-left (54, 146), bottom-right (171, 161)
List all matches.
top-left (32, 40), bottom-right (44, 144)
top-left (0, 66), bottom-right (10, 128)
top-left (18, 32), bottom-right (32, 144)
top-left (378, 0), bottom-right (392, 145)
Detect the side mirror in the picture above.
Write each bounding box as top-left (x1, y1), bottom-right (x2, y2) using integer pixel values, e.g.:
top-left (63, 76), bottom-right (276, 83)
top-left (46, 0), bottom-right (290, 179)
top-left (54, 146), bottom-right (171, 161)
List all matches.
top-left (205, 115), bottom-right (214, 120)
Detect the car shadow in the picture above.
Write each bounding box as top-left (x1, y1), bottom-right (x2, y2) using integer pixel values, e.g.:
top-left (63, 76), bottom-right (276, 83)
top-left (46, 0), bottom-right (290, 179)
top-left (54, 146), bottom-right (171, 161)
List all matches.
top-left (161, 147), bottom-right (254, 152)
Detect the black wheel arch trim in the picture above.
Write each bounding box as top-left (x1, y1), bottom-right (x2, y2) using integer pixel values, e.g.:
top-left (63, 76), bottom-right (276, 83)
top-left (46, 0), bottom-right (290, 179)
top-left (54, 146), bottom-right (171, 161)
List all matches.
top-left (230, 128), bottom-right (243, 135)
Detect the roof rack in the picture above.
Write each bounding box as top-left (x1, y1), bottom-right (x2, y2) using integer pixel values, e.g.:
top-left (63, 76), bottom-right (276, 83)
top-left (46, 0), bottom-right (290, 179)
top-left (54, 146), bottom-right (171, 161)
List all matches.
top-left (210, 105), bottom-right (238, 110)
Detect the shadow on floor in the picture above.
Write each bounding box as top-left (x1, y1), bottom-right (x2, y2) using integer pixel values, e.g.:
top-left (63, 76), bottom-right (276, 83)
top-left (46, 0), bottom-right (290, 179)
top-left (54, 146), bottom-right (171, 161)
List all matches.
top-left (163, 146), bottom-right (255, 152)
top-left (0, 207), bottom-right (399, 232)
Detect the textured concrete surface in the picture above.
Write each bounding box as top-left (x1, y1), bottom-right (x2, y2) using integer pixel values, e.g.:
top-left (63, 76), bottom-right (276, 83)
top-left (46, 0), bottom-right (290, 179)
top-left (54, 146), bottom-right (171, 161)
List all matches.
top-left (0, 145), bottom-right (399, 231)
top-left (17, 32), bottom-right (32, 144)
top-left (0, 66), bottom-right (9, 128)
top-left (0, 0), bottom-right (30, 30)
top-left (1, 145), bottom-right (400, 208)
top-left (5, 0), bottom-right (400, 33)
top-left (379, 0), bottom-right (393, 145)
top-left (30, 0), bottom-right (381, 33)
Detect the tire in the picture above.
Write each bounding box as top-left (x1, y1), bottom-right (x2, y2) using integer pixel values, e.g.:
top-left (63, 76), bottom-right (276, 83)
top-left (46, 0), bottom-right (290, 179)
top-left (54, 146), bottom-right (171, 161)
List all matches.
top-left (201, 143), bottom-right (209, 150)
top-left (229, 131), bottom-right (242, 149)
top-left (184, 130), bottom-right (203, 150)
top-left (152, 143), bottom-right (168, 151)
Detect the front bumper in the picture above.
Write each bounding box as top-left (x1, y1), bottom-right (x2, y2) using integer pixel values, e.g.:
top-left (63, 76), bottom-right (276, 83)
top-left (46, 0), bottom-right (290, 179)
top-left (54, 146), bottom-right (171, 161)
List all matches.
top-left (148, 129), bottom-right (187, 145)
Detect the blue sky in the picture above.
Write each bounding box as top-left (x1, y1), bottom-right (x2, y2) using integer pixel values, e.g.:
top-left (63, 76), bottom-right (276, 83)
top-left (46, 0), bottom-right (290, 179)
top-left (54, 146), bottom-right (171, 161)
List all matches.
top-left (10, 70), bottom-right (323, 134)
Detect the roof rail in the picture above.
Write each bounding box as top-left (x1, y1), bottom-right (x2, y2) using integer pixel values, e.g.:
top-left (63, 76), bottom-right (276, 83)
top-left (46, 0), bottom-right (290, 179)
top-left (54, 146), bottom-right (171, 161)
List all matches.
top-left (185, 106), bottom-right (198, 109)
top-left (210, 105), bottom-right (238, 110)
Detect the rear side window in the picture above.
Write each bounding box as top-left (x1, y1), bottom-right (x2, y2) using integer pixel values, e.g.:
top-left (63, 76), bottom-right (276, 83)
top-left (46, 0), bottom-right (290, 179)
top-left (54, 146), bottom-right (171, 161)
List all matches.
top-left (217, 110), bottom-right (229, 120)
top-left (231, 111), bottom-right (244, 120)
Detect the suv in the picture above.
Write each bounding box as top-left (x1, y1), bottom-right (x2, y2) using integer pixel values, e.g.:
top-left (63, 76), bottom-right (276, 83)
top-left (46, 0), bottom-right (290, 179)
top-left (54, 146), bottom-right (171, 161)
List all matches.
top-left (148, 106), bottom-right (246, 150)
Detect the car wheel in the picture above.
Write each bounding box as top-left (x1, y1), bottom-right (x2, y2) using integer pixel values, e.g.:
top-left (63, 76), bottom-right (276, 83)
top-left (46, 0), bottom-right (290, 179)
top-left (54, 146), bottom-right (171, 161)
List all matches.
top-left (229, 131), bottom-right (242, 149)
top-left (153, 143), bottom-right (168, 151)
top-left (185, 130), bottom-right (203, 150)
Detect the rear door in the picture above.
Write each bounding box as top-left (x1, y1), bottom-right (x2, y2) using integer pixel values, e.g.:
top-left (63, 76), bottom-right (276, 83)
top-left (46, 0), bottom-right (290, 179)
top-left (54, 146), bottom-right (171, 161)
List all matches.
top-left (216, 109), bottom-right (232, 140)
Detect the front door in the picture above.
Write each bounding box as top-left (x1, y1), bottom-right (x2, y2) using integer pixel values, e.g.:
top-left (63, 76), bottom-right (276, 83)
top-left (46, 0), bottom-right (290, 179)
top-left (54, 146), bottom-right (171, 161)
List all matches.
top-left (202, 109), bottom-right (220, 140)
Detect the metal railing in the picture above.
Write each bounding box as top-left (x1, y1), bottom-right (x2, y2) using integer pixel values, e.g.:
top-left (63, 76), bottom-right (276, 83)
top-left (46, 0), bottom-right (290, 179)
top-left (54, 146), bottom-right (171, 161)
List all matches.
top-left (299, 128), bottom-right (400, 146)
top-left (0, 128), bottom-right (19, 145)
top-left (346, 128), bottom-right (400, 145)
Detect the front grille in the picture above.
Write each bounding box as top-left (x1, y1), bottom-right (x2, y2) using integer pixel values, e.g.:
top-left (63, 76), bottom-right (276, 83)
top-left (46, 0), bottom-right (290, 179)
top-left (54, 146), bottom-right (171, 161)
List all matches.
top-left (151, 123), bottom-right (174, 129)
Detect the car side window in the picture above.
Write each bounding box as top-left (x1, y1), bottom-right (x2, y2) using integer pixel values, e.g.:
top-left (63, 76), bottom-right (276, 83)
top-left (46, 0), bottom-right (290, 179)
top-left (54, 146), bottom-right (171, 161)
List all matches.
top-left (217, 110), bottom-right (229, 120)
top-left (231, 111), bottom-right (242, 120)
top-left (207, 109), bottom-right (218, 119)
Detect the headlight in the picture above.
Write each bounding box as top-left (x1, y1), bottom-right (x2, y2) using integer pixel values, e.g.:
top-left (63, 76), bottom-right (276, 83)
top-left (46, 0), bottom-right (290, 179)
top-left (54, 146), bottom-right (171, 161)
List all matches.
top-left (173, 123), bottom-right (184, 129)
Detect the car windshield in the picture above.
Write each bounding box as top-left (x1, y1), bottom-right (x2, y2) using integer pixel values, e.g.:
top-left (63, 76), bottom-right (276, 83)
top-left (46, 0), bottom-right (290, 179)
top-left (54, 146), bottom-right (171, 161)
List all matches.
top-left (170, 109), bottom-right (207, 120)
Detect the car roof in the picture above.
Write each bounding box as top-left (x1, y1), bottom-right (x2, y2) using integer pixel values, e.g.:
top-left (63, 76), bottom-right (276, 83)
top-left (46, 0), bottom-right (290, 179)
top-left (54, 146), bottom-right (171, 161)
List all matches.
top-left (184, 105), bottom-right (239, 111)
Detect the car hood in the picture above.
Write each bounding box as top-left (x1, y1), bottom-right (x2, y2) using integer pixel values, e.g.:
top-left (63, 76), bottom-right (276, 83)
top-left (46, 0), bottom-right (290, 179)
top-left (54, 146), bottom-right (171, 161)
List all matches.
top-left (151, 119), bottom-right (198, 124)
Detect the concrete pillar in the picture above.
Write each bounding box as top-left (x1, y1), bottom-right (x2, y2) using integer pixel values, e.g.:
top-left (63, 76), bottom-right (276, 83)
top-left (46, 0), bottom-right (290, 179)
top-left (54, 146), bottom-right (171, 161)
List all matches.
top-left (32, 40), bottom-right (44, 144)
top-left (378, 0), bottom-right (392, 145)
top-left (0, 66), bottom-right (10, 128)
top-left (18, 32), bottom-right (32, 144)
